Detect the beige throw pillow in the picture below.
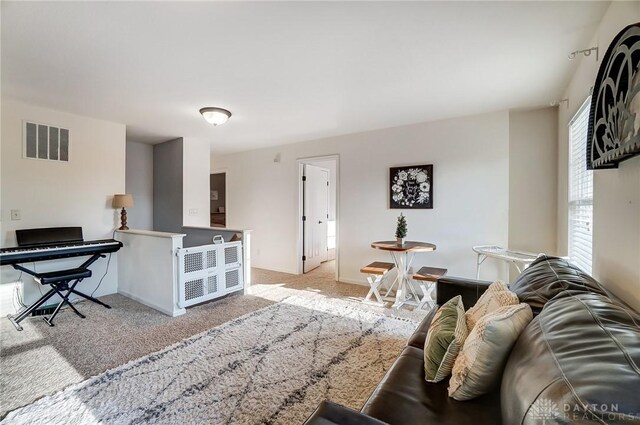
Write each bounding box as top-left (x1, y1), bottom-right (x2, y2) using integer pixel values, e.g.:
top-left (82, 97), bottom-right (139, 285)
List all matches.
top-left (423, 295), bottom-right (468, 383)
top-left (465, 281), bottom-right (519, 330)
top-left (448, 303), bottom-right (533, 400)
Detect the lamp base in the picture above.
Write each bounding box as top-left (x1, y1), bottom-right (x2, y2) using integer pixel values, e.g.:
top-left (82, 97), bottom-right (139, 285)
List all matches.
top-left (119, 208), bottom-right (129, 231)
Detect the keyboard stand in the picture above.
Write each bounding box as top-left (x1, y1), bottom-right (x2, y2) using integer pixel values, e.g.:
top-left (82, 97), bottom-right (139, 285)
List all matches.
top-left (6, 253), bottom-right (110, 331)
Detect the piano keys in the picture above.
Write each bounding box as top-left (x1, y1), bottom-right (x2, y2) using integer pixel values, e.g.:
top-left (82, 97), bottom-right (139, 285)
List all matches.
top-left (0, 238), bottom-right (122, 266)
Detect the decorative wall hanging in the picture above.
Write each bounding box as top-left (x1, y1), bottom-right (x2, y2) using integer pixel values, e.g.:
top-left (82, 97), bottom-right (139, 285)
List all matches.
top-left (587, 22), bottom-right (640, 169)
top-left (390, 164), bottom-right (433, 209)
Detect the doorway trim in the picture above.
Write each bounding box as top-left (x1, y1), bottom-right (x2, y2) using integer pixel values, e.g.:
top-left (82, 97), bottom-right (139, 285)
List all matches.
top-left (296, 154), bottom-right (340, 282)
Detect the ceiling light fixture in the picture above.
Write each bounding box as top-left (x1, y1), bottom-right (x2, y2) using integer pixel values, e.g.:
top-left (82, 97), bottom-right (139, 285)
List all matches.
top-left (199, 107), bottom-right (232, 126)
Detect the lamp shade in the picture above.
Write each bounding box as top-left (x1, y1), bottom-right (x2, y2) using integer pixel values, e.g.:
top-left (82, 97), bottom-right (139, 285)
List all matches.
top-left (199, 107), bottom-right (232, 126)
top-left (112, 194), bottom-right (134, 208)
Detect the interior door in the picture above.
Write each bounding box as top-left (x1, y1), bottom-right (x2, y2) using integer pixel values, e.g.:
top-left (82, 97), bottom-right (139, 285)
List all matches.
top-left (303, 164), bottom-right (329, 273)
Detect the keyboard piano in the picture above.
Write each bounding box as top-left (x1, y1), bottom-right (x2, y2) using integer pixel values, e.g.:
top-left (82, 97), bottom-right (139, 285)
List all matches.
top-left (0, 227), bottom-right (122, 266)
top-left (2, 227), bottom-right (123, 331)
top-left (0, 239), bottom-right (122, 266)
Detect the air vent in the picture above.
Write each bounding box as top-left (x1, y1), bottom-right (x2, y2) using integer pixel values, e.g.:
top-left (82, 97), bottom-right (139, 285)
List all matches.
top-left (23, 121), bottom-right (70, 162)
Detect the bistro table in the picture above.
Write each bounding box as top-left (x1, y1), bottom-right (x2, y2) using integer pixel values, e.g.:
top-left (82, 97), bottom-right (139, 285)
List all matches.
top-left (371, 241), bottom-right (436, 309)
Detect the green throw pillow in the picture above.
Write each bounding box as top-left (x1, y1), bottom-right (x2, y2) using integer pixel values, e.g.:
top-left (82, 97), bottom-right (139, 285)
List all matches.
top-left (423, 295), bottom-right (468, 382)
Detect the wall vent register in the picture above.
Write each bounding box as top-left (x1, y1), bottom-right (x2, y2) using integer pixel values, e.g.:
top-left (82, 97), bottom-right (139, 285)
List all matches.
top-left (23, 120), bottom-right (70, 162)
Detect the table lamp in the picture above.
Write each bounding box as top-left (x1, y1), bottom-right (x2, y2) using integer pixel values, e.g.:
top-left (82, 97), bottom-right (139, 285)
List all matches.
top-left (113, 194), bottom-right (134, 230)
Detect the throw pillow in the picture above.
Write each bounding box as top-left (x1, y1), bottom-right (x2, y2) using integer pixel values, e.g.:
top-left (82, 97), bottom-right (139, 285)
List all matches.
top-left (465, 281), bottom-right (519, 330)
top-left (448, 303), bottom-right (533, 400)
top-left (423, 295), bottom-right (468, 382)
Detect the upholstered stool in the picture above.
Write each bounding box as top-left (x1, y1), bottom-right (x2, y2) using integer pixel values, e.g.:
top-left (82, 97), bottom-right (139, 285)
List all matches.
top-left (360, 262), bottom-right (395, 305)
top-left (411, 266), bottom-right (448, 310)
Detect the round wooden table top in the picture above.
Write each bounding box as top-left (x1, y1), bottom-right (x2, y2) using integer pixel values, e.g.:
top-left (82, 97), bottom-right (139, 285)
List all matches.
top-left (371, 241), bottom-right (437, 252)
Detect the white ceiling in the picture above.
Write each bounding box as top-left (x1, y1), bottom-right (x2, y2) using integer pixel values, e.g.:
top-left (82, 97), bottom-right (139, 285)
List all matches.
top-left (1, 1), bottom-right (609, 154)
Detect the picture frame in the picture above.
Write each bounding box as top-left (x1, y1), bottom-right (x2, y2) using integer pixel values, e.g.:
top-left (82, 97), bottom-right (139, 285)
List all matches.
top-left (390, 164), bottom-right (433, 209)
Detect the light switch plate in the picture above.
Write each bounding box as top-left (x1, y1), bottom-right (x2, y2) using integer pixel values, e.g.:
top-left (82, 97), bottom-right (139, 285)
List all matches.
top-left (189, 208), bottom-right (198, 216)
top-left (10, 210), bottom-right (21, 220)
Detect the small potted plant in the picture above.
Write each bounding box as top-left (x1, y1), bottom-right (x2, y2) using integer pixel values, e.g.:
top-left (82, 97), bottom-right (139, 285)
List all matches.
top-left (395, 213), bottom-right (407, 246)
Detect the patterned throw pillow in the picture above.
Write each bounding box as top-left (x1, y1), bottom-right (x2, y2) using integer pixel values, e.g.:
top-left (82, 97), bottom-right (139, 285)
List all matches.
top-left (465, 281), bottom-right (519, 330)
top-left (448, 303), bottom-right (533, 401)
top-left (423, 295), bottom-right (468, 382)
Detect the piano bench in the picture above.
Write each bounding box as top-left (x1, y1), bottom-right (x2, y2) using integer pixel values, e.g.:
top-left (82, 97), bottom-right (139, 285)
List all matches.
top-left (35, 268), bottom-right (92, 285)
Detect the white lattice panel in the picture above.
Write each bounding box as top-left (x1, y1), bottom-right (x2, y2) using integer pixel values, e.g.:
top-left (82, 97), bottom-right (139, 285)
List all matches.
top-left (177, 241), bottom-right (243, 307)
top-left (222, 242), bottom-right (243, 294)
top-left (224, 244), bottom-right (241, 268)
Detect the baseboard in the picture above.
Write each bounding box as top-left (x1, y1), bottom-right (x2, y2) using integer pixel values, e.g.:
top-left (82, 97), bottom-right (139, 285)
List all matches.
top-left (337, 277), bottom-right (368, 287)
top-left (118, 289), bottom-right (185, 317)
top-left (251, 268), bottom-right (369, 287)
top-left (251, 266), bottom-right (299, 276)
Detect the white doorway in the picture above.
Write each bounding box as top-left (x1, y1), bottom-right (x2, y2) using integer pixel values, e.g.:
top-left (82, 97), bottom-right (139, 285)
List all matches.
top-left (298, 156), bottom-right (339, 278)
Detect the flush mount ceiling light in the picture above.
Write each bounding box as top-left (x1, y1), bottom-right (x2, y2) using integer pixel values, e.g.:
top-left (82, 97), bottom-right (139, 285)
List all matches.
top-left (199, 107), bottom-right (232, 126)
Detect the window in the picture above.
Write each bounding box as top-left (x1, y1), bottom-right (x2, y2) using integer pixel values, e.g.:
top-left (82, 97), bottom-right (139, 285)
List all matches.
top-left (568, 98), bottom-right (593, 274)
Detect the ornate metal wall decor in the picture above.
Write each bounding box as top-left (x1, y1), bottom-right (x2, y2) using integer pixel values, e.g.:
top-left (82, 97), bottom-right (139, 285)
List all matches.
top-left (587, 22), bottom-right (640, 169)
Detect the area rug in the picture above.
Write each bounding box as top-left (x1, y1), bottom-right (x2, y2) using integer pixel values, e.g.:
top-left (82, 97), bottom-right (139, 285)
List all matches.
top-left (2, 295), bottom-right (418, 425)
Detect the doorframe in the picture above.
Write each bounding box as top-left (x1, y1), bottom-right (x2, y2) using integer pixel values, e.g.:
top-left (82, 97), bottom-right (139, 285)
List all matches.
top-left (296, 154), bottom-right (340, 282)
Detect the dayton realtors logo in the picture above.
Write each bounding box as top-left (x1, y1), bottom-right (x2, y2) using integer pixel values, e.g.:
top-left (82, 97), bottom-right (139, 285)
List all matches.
top-left (530, 398), bottom-right (560, 424)
top-left (531, 398), bottom-right (630, 423)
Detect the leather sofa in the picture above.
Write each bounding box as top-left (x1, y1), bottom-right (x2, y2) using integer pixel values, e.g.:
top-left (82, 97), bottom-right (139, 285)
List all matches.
top-left (303, 256), bottom-right (640, 424)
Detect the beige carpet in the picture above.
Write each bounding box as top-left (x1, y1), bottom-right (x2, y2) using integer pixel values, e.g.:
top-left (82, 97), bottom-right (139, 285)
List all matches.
top-left (3, 295), bottom-right (418, 425)
top-left (0, 262), bottom-right (427, 419)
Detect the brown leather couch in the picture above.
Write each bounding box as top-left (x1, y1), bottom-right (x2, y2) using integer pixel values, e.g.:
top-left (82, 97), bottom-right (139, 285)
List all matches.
top-left (303, 256), bottom-right (640, 424)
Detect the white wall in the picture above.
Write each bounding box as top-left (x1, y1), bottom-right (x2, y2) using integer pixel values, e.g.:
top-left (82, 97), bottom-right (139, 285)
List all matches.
top-left (182, 137), bottom-right (210, 227)
top-left (1, 99), bottom-right (125, 305)
top-left (126, 141), bottom-right (153, 230)
top-left (213, 111), bottom-right (510, 284)
top-left (116, 229), bottom-right (185, 317)
top-left (558, 1), bottom-right (640, 312)
top-left (509, 107), bottom-right (558, 256)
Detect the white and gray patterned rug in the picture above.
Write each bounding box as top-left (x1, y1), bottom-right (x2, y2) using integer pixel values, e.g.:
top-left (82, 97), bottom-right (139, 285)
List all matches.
top-left (2, 295), bottom-right (417, 425)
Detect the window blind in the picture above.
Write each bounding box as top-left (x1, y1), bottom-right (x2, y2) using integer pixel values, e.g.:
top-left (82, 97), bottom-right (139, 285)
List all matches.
top-left (568, 98), bottom-right (593, 274)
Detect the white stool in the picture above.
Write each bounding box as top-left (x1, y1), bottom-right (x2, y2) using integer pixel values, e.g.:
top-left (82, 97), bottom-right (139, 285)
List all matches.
top-left (411, 266), bottom-right (448, 310)
top-left (360, 262), bottom-right (395, 305)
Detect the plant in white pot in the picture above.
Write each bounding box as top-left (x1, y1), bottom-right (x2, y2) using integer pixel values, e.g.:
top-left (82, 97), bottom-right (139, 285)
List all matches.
top-left (395, 213), bottom-right (407, 246)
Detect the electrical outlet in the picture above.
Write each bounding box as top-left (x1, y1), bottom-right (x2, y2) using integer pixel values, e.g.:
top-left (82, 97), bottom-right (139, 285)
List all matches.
top-left (10, 210), bottom-right (21, 220)
top-left (189, 208), bottom-right (198, 216)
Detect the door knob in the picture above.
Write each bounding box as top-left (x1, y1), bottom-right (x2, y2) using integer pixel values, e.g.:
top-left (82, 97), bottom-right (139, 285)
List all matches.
top-left (318, 220), bottom-right (323, 224)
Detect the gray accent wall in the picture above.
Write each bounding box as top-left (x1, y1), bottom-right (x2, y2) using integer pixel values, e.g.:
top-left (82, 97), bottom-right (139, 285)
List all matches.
top-left (126, 141), bottom-right (154, 230)
top-left (182, 227), bottom-right (239, 248)
top-left (153, 138), bottom-right (184, 233)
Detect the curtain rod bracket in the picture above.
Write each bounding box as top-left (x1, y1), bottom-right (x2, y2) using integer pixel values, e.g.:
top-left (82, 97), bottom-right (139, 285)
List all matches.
top-left (568, 46), bottom-right (599, 61)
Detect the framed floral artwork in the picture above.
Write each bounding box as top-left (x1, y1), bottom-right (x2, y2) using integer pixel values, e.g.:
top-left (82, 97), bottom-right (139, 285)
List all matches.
top-left (390, 164), bottom-right (433, 209)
